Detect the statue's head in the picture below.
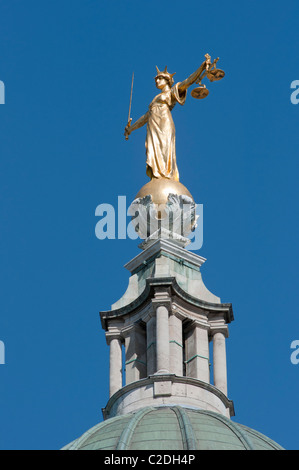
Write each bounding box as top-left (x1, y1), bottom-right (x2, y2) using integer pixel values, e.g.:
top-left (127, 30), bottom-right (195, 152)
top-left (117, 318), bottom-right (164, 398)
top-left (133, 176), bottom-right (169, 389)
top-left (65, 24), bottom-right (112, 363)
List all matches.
top-left (155, 66), bottom-right (176, 88)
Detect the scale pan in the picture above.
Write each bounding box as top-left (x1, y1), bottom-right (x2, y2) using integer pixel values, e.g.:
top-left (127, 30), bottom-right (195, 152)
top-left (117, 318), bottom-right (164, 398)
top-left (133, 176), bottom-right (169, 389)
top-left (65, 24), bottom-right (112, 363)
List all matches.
top-left (207, 68), bottom-right (225, 82)
top-left (191, 86), bottom-right (209, 99)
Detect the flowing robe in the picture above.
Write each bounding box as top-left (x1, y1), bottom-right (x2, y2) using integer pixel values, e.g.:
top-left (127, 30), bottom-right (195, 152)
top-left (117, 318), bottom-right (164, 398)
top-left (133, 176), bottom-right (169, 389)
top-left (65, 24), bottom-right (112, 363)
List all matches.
top-left (145, 83), bottom-right (187, 181)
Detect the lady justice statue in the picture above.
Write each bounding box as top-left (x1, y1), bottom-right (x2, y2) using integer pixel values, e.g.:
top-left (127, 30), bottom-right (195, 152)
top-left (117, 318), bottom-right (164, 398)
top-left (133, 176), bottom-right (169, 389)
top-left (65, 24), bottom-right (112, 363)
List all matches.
top-left (124, 54), bottom-right (225, 242)
top-left (124, 54), bottom-right (224, 183)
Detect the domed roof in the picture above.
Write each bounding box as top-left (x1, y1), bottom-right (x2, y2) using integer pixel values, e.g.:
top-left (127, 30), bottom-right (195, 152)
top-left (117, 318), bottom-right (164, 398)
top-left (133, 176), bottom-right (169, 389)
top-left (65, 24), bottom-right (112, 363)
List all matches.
top-left (62, 406), bottom-right (284, 451)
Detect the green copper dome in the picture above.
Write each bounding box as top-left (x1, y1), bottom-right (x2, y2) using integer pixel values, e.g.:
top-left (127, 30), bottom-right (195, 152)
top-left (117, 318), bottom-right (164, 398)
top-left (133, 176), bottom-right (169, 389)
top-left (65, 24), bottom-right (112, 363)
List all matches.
top-left (62, 406), bottom-right (283, 451)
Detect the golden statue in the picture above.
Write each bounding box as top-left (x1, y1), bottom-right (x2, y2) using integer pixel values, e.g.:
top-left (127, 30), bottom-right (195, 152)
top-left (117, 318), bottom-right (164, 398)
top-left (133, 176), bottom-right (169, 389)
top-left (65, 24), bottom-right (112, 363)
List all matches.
top-left (124, 55), bottom-right (224, 183)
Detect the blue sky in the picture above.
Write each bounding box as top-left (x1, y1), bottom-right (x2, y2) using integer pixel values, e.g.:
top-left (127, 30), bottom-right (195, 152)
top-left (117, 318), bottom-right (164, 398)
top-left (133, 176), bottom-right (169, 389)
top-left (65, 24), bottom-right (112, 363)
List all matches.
top-left (0, 0), bottom-right (298, 450)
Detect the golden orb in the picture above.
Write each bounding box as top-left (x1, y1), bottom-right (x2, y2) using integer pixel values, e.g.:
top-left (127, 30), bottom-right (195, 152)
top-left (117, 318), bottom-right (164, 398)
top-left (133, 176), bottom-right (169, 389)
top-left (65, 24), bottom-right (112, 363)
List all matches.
top-left (135, 178), bottom-right (194, 206)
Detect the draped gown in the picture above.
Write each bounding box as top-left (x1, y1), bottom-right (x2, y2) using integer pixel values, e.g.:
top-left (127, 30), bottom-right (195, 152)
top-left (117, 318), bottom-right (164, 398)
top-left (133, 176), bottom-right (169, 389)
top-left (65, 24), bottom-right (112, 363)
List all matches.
top-left (145, 83), bottom-right (187, 182)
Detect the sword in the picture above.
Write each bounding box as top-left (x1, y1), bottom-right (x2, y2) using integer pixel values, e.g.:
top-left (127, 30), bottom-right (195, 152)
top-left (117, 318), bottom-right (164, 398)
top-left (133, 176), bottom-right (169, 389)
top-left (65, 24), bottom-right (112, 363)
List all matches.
top-left (125, 72), bottom-right (134, 140)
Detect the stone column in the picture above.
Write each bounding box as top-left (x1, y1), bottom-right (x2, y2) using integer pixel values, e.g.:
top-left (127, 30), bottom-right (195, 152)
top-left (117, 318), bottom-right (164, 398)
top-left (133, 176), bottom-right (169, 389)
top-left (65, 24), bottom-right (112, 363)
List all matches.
top-left (146, 314), bottom-right (156, 375)
top-left (107, 335), bottom-right (123, 397)
top-left (185, 321), bottom-right (210, 383)
top-left (212, 330), bottom-right (228, 396)
top-left (123, 324), bottom-right (147, 385)
top-left (156, 305), bottom-right (170, 373)
top-left (169, 313), bottom-right (183, 376)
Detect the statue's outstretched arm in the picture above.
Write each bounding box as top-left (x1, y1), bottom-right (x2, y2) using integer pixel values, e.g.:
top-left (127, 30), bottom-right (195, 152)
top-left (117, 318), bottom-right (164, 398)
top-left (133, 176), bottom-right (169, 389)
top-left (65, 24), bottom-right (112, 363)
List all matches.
top-left (178, 62), bottom-right (207, 93)
top-left (130, 112), bottom-right (149, 132)
top-left (125, 112), bottom-right (149, 139)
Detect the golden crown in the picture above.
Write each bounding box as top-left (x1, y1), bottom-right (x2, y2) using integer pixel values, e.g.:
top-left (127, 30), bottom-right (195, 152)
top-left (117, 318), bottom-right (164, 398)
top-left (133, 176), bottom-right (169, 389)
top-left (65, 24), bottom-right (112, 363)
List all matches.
top-left (155, 66), bottom-right (176, 86)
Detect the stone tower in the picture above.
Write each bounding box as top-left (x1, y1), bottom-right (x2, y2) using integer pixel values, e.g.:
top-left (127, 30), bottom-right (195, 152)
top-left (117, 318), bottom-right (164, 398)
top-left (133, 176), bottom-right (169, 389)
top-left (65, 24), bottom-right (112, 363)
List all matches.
top-left (101, 236), bottom-right (234, 421)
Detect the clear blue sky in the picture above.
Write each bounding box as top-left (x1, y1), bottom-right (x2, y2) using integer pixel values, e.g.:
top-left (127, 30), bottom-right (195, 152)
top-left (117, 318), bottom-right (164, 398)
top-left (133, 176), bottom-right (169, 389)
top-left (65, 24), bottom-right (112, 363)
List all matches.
top-left (0, 0), bottom-right (298, 450)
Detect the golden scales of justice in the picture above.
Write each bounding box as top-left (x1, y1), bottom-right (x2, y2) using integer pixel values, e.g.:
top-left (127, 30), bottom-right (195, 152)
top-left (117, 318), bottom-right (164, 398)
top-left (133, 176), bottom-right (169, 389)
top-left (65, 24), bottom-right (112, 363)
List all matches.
top-left (190, 54), bottom-right (225, 99)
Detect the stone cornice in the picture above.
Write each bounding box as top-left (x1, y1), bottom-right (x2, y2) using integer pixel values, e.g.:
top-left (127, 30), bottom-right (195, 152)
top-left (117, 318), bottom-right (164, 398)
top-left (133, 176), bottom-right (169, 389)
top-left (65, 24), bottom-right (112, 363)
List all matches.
top-left (100, 276), bottom-right (233, 331)
top-left (124, 238), bottom-right (206, 274)
top-left (183, 318), bottom-right (210, 334)
top-left (121, 322), bottom-right (145, 338)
